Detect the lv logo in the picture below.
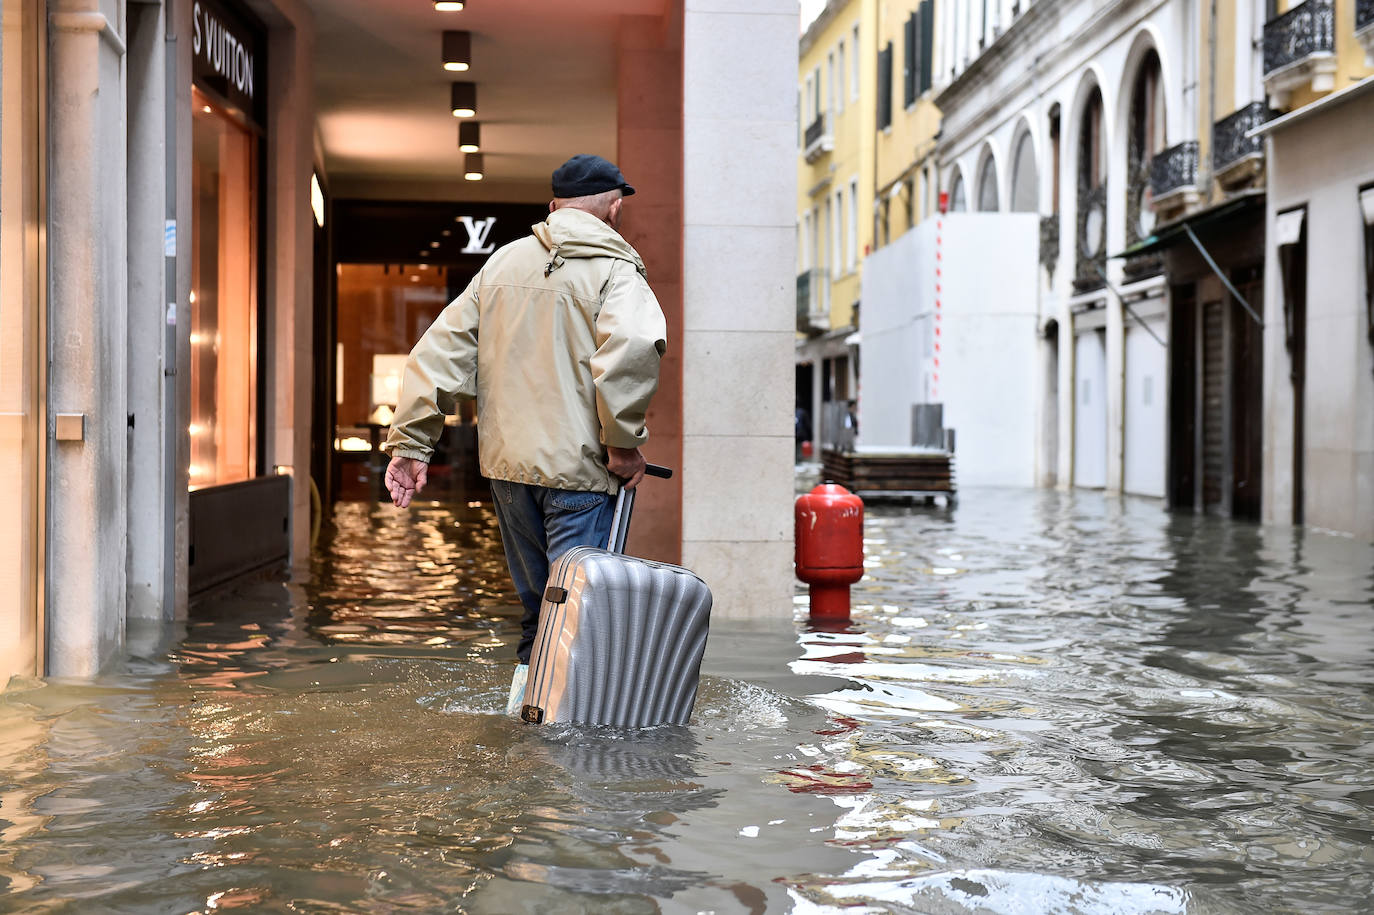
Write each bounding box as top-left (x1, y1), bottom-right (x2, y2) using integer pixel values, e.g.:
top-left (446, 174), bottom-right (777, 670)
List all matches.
top-left (457, 216), bottom-right (497, 254)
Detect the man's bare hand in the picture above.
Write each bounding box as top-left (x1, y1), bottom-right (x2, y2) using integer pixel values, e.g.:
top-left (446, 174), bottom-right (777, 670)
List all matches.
top-left (385, 456), bottom-right (429, 508)
top-left (606, 446), bottom-right (646, 490)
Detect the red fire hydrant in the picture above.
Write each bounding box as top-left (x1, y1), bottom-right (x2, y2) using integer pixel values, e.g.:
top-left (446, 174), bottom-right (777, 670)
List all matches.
top-left (795, 483), bottom-right (865, 621)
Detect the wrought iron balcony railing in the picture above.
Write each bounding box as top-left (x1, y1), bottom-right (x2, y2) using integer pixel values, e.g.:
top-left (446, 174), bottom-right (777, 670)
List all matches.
top-left (796, 268), bottom-right (831, 332)
top-left (1149, 141), bottom-right (1199, 199)
top-left (803, 114), bottom-right (832, 162)
top-left (1213, 102), bottom-right (1274, 172)
top-left (1263, 0), bottom-right (1334, 75)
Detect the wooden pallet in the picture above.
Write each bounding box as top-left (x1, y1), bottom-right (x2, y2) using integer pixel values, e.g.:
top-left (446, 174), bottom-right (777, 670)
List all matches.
top-left (821, 448), bottom-right (957, 495)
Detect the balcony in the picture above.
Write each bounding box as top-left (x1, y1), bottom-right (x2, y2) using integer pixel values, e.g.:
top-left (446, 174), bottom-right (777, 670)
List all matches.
top-left (1212, 102), bottom-right (1275, 190)
top-left (803, 113), bottom-right (833, 163)
top-left (1358, 0), bottom-right (1374, 67)
top-left (796, 268), bottom-right (831, 333)
top-left (1148, 141), bottom-right (1200, 219)
top-left (1262, 0), bottom-right (1336, 109)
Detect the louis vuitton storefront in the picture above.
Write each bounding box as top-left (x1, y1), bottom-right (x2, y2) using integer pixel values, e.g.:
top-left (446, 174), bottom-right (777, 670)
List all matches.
top-left (324, 200), bottom-right (547, 504)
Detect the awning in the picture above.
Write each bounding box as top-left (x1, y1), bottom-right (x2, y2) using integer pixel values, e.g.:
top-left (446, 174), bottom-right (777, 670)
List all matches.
top-left (1111, 190), bottom-right (1264, 326)
top-left (1111, 191), bottom-right (1261, 260)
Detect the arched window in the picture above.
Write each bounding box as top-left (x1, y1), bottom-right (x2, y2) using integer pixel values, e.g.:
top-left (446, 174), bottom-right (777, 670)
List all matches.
top-left (1126, 50), bottom-right (1165, 252)
top-left (976, 153), bottom-right (999, 211)
top-left (949, 170), bottom-right (967, 212)
top-left (1075, 87), bottom-right (1106, 292)
top-left (1011, 131), bottom-right (1038, 212)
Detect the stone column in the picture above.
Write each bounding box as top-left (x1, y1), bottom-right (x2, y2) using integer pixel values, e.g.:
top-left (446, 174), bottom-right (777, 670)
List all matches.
top-left (126, 0), bottom-right (170, 620)
top-left (681, 0), bottom-right (797, 616)
top-left (46, 2), bottom-right (130, 674)
top-left (616, 10), bottom-right (684, 563)
top-left (259, 0), bottom-right (316, 569)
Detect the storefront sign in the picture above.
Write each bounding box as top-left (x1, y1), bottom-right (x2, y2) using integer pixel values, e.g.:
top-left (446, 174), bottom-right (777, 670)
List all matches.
top-left (333, 202), bottom-right (550, 266)
top-left (192, 0), bottom-right (263, 123)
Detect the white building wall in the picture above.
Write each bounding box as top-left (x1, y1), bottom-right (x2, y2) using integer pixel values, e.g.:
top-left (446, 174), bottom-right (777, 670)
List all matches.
top-left (933, 0), bottom-right (1195, 495)
top-left (1262, 85), bottom-right (1374, 539)
top-left (860, 214), bottom-right (1040, 487)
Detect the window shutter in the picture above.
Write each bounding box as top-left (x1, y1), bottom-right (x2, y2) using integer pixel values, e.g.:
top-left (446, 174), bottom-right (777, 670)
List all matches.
top-left (903, 14), bottom-right (917, 107)
top-left (919, 0), bottom-right (935, 94)
top-left (877, 43), bottom-right (893, 130)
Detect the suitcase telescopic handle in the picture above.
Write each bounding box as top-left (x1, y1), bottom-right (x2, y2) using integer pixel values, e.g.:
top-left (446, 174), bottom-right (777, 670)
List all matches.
top-left (607, 464), bottom-right (672, 553)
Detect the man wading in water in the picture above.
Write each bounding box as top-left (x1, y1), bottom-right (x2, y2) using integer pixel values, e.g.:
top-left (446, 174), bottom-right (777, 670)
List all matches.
top-left (381, 154), bottom-right (668, 713)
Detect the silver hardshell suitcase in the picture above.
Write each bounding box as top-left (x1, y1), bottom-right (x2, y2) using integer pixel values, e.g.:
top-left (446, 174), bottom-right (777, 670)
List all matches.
top-left (520, 466), bottom-right (712, 727)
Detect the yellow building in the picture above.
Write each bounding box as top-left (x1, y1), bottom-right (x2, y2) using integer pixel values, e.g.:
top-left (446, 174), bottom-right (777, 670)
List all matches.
top-left (872, 0), bottom-right (942, 247)
top-left (796, 0), bottom-right (876, 451)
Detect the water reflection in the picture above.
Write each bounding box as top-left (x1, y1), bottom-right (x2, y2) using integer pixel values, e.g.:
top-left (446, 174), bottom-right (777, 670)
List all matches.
top-left (1, 489), bottom-right (1372, 913)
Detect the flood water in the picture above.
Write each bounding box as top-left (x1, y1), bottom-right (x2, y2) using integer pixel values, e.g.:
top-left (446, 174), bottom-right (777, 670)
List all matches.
top-left (2, 488), bottom-right (1373, 913)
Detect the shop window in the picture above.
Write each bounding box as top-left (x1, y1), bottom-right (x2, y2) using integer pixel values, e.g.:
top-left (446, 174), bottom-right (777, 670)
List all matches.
top-left (333, 264), bottom-right (456, 499)
top-left (190, 88), bottom-right (258, 488)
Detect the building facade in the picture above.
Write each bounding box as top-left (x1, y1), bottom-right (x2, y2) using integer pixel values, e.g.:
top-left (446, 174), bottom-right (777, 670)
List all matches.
top-left (796, 0), bottom-right (875, 452)
top-left (2, 0), bottom-right (799, 682)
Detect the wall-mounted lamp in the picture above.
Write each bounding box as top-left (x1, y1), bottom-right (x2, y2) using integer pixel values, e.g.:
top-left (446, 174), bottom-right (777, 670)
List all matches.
top-left (442, 30), bottom-right (471, 71)
top-left (458, 121), bottom-right (481, 152)
top-left (464, 153), bottom-right (485, 181)
top-left (450, 82), bottom-right (476, 118)
top-left (433, 1), bottom-right (464, 11)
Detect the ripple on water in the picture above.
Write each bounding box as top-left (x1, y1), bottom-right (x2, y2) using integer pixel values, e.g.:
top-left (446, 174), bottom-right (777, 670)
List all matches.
top-left (2, 489), bottom-right (1373, 913)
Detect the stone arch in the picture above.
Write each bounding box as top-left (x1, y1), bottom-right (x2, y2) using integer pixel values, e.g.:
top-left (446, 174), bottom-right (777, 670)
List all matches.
top-left (975, 142), bottom-right (1001, 212)
top-left (948, 164), bottom-right (968, 212)
top-left (1067, 68), bottom-right (1112, 292)
top-left (1120, 32), bottom-right (1169, 252)
top-left (1008, 113), bottom-right (1039, 213)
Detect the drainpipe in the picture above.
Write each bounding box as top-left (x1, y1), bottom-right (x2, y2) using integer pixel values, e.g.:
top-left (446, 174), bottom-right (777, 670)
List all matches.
top-left (46, 3), bottom-right (130, 675)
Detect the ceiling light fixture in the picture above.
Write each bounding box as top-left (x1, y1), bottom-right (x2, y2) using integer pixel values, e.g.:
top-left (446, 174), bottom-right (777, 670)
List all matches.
top-left (433, 1), bottom-right (464, 11)
top-left (458, 121), bottom-right (481, 152)
top-left (450, 81), bottom-right (476, 118)
top-left (442, 31), bottom-right (471, 71)
top-left (464, 152), bottom-right (485, 181)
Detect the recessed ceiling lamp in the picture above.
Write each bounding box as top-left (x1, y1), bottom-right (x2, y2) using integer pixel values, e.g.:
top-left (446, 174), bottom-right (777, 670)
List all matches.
top-left (433, 1), bottom-right (464, 11)
top-left (442, 31), bottom-right (471, 71)
top-left (450, 82), bottom-right (476, 118)
top-left (458, 121), bottom-right (481, 152)
top-left (464, 153), bottom-right (485, 181)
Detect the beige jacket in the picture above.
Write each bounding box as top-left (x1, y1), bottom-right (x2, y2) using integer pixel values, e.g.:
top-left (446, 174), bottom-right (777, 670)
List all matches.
top-left (383, 207), bottom-right (668, 494)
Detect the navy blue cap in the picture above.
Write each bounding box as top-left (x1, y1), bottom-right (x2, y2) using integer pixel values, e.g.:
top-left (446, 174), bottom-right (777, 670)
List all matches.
top-left (551, 154), bottom-right (636, 198)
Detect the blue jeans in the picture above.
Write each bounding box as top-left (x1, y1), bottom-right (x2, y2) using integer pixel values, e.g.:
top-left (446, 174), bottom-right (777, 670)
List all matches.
top-left (490, 479), bottom-right (615, 663)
